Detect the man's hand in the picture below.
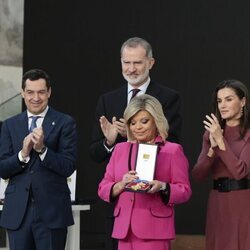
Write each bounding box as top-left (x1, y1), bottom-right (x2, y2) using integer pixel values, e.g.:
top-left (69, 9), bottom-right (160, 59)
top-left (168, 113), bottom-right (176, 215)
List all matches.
top-left (114, 118), bottom-right (127, 138)
top-left (21, 133), bottom-right (34, 158)
top-left (32, 127), bottom-right (45, 152)
top-left (100, 116), bottom-right (118, 146)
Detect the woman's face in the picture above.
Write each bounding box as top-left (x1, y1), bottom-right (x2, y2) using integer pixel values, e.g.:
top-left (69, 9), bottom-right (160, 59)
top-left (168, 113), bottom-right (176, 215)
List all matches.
top-left (129, 110), bottom-right (158, 143)
top-left (217, 87), bottom-right (246, 126)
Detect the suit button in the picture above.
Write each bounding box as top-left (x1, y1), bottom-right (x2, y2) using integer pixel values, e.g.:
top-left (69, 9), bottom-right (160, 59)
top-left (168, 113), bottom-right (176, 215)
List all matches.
top-left (130, 199), bottom-right (134, 202)
top-left (30, 170), bottom-right (34, 174)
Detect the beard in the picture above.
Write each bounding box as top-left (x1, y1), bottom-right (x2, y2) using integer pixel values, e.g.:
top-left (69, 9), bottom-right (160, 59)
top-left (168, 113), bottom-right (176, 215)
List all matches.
top-left (122, 68), bottom-right (150, 87)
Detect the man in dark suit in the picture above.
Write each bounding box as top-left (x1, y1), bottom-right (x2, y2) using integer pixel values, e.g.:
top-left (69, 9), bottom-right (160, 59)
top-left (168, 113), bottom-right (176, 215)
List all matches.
top-left (90, 37), bottom-right (182, 250)
top-left (0, 69), bottom-right (77, 250)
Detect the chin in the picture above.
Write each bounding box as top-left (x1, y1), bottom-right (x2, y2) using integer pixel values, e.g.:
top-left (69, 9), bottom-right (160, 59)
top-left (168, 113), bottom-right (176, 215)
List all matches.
top-left (135, 137), bottom-right (146, 142)
top-left (128, 80), bottom-right (140, 86)
top-left (222, 115), bottom-right (232, 120)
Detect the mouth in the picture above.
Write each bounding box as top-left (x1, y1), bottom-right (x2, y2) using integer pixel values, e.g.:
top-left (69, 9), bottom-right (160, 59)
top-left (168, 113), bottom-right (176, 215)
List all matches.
top-left (30, 103), bottom-right (42, 108)
top-left (134, 132), bottom-right (146, 136)
top-left (220, 110), bottom-right (228, 115)
top-left (127, 74), bottom-right (138, 78)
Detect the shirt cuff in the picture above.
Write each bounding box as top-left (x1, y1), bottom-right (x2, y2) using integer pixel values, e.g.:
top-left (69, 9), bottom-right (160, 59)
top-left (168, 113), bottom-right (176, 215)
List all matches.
top-left (18, 151), bottom-right (30, 165)
top-left (160, 183), bottom-right (170, 204)
top-left (38, 147), bottom-right (47, 161)
top-left (103, 139), bottom-right (114, 153)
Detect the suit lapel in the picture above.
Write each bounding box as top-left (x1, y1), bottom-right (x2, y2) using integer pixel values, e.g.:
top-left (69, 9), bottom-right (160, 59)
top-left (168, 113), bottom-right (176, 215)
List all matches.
top-left (14, 112), bottom-right (29, 149)
top-left (146, 81), bottom-right (160, 97)
top-left (120, 84), bottom-right (128, 108)
top-left (42, 108), bottom-right (57, 141)
top-left (114, 85), bottom-right (128, 117)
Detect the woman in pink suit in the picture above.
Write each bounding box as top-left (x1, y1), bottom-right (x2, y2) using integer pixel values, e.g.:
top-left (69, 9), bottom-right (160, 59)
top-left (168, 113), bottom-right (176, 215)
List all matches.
top-left (192, 80), bottom-right (250, 250)
top-left (98, 94), bottom-right (192, 250)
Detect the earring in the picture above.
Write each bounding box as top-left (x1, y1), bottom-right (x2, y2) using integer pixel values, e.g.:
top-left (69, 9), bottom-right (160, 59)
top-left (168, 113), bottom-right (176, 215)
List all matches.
top-left (241, 106), bottom-right (244, 114)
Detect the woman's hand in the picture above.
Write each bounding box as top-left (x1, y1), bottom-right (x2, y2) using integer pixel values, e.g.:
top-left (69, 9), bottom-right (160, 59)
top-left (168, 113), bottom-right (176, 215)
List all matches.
top-left (209, 132), bottom-right (217, 148)
top-left (112, 171), bottom-right (138, 198)
top-left (148, 180), bottom-right (166, 194)
top-left (203, 113), bottom-right (225, 150)
top-left (121, 170), bottom-right (138, 185)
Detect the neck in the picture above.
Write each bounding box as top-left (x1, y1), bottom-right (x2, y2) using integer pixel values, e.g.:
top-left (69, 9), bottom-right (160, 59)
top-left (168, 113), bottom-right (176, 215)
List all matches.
top-left (226, 120), bottom-right (240, 127)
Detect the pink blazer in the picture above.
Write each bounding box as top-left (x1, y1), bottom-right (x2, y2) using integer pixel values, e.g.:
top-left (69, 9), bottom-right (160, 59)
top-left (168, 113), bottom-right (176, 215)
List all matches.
top-left (98, 139), bottom-right (191, 240)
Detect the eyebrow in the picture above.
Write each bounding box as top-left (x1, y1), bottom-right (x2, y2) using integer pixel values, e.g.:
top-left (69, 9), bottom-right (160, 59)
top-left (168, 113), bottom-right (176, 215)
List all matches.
top-left (217, 94), bottom-right (235, 99)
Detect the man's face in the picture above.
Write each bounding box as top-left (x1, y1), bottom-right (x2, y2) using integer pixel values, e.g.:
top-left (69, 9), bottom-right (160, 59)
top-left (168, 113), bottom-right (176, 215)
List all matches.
top-left (121, 46), bottom-right (155, 87)
top-left (22, 78), bottom-right (51, 115)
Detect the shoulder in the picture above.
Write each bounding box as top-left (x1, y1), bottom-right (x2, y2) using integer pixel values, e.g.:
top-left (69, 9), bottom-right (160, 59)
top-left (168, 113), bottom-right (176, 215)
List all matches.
top-left (114, 141), bottom-right (131, 150)
top-left (47, 107), bottom-right (75, 123)
top-left (111, 142), bottom-right (133, 159)
top-left (160, 141), bottom-right (184, 154)
top-left (149, 81), bottom-right (179, 97)
top-left (243, 129), bottom-right (250, 142)
top-left (3, 112), bottom-right (25, 124)
top-left (147, 81), bottom-right (180, 107)
top-left (99, 85), bottom-right (126, 100)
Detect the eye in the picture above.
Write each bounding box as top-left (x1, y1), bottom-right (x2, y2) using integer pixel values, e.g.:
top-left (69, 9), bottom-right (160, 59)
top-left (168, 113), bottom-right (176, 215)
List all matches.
top-left (141, 119), bottom-right (149, 124)
top-left (38, 90), bottom-right (47, 95)
top-left (130, 121), bottom-right (136, 126)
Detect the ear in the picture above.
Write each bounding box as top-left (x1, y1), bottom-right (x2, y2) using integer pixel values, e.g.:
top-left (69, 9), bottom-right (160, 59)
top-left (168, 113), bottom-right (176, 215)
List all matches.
top-left (48, 88), bottom-right (52, 98)
top-left (148, 58), bottom-right (155, 70)
top-left (21, 90), bottom-right (25, 98)
top-left (241, 97), bottom-right (246, 107)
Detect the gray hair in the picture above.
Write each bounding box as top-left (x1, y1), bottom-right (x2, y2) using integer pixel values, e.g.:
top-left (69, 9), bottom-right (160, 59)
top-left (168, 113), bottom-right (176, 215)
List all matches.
top-left (124, 94), bottom-right (169, 141)
top-left (120, 37), bottom-right (153, 58)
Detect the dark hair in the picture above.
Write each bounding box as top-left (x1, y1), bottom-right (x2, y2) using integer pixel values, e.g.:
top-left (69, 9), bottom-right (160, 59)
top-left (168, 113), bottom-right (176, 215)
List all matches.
top-left (22, 69), bottom-right (51, 90)
top-left (212, 79), bottom-right (250, 138)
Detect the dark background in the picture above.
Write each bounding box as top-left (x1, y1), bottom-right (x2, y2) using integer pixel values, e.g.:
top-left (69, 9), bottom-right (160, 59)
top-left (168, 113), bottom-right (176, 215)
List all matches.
top-left (23, 0), bottom-right (250, 249)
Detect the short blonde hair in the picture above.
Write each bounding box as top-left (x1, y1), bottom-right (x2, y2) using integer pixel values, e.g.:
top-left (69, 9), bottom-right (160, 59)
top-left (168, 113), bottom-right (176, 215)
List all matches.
top-left (124, 94), bottom-right (169, 141)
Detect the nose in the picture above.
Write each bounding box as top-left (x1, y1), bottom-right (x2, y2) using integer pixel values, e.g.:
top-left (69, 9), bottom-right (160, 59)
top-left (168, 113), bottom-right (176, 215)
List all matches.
top-left (128, 63), bottom-right (136, 72)
top-left (219, 100), bottom-right (226, 108)
top-left (33, 92), bottom-right (40, 101)
top-left (135, 122), bottom-right (142, 130)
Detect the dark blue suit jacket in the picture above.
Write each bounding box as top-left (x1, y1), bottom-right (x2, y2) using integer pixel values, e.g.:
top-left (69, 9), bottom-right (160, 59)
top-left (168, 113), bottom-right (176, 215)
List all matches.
top-left (90, 81), bottom-right (182, 163)
top-left (0, 107), bottom-right (77, 230)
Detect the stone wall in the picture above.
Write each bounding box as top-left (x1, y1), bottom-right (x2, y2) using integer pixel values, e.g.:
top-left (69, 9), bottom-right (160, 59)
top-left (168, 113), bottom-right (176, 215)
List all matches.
top-left (0, 0), bottom-right (24, 121)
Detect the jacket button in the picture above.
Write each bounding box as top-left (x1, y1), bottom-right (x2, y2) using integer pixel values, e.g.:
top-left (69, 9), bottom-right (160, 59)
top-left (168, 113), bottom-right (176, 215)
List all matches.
top-left (30, 170), bottom-right (34, 174)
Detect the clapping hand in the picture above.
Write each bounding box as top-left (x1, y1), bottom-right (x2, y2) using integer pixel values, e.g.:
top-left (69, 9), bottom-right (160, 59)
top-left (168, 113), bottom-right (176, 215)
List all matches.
top-left (203, 113), bottom-right (225, 150)
top-left (99, 116), bottom-right (119, 146)
top-left (113, 118), bottom-right (127, 138)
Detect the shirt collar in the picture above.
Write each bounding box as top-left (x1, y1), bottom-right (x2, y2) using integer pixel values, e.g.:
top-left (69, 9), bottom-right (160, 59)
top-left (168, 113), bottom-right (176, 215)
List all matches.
top-left (27, 106), bottom-right (49, 118)
top-left (127, 77), bottom-right (151, 94)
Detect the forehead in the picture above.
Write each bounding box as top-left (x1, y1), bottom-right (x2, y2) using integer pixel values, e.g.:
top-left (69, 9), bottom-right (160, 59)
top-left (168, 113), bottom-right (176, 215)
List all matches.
top-left (122, 46), bottom-right (147, 60)
top-left (217, 87), bottom-right (237, 98)
top-left (132, 110), bottom-right (152, 119)
top-left (24, 78), bottom-right (48, 91)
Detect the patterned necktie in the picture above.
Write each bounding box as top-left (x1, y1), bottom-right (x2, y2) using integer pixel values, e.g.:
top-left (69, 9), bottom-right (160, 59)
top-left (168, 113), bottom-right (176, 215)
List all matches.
top-left (130, 88), bottom-right (140, 101)
top-left (29, 116), bottom-right (40, 132)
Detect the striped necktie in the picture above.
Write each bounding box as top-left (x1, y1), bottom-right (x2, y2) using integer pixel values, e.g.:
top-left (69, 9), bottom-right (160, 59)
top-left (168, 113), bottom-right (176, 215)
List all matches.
top-left (29, 116), bottom-right (40, 132)
top-left (130, 88), bottom-right (140, 101)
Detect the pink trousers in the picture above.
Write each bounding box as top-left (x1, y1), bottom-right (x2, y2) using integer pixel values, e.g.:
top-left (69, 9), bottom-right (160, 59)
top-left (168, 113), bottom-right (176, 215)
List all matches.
top-left (118, 227), bottom-right (170, 250)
